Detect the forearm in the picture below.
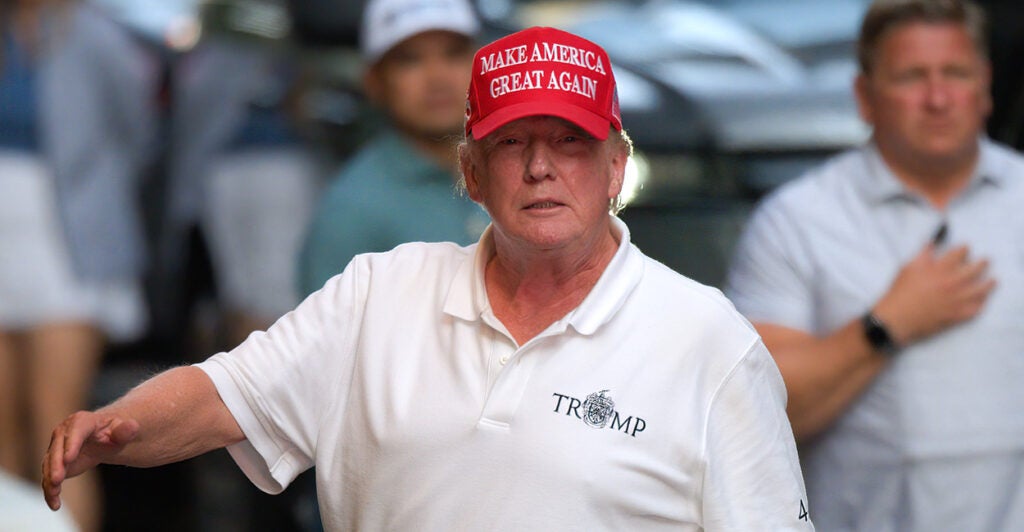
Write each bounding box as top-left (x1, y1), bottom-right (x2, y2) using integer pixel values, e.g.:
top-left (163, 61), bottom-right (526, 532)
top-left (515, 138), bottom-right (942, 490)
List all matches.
top-left (758, 320), bottom-right (888, 441)
top-left (96, 366), bottom-right (245, 467)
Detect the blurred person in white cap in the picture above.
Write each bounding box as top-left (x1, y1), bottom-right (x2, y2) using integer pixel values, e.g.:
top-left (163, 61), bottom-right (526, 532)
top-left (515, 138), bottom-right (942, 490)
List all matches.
top-left (42, 26), bottom-right (812, 531)
top-left (298, 0), bottom-right (489, 296)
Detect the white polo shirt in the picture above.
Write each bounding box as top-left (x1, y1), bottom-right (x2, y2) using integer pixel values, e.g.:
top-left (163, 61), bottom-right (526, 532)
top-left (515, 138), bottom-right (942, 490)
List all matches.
top-left (198, 217), bottom-right (811, 531)
top-left (726, 138), bottom-right (1024, 531)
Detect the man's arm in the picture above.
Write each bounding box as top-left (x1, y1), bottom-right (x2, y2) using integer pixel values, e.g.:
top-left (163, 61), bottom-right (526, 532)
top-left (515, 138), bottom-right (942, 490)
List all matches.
top-left (42, 366), bottom-right (244, 510)
top-left (755, 322), bottom-right (888, 440)
top-left (758, 243), bottom-right (995, 442)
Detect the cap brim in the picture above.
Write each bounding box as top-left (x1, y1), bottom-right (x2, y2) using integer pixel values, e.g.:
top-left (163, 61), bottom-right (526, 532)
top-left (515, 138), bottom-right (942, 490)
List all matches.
top-left (470, 101), bottom-right (613, 140)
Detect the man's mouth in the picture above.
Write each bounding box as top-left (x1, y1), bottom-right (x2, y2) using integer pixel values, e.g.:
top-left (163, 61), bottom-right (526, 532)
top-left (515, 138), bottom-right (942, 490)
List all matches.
top-left (526, 201), bottom-right (561, 209)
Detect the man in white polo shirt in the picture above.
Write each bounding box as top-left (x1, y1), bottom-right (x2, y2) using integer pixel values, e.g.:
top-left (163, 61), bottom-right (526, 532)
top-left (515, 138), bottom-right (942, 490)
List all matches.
top-left (727, 0), bottom-right (1024, 530)
top-left (42, 26), bottom-right (811, 531)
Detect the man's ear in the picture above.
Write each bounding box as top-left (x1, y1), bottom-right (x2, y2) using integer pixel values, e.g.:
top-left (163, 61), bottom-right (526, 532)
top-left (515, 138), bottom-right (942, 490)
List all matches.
top-left (607, 139), bottom-right (627, 201)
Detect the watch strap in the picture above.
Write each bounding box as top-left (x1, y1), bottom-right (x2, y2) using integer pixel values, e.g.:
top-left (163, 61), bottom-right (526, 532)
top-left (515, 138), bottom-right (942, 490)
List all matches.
top-left (862, 312), bottom-right (899, 357)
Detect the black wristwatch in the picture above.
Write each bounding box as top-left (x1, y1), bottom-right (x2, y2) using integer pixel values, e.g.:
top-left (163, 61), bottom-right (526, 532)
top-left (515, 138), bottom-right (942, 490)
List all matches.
top-left (862, 312), bottom-right (900, 357)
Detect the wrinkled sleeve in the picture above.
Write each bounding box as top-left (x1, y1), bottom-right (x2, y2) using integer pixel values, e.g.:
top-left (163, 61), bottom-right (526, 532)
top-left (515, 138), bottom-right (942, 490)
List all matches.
top-left (197, 258), bottom-right (365, 493)
top-left (701, 340), bottom-right (814, 531)
top-left (725, 197), bottom-right (814, 332)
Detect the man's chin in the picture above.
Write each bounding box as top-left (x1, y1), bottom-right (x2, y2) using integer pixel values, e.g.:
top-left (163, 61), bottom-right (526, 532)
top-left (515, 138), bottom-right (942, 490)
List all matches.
top-left (922, 139), bottom-right (978, 159)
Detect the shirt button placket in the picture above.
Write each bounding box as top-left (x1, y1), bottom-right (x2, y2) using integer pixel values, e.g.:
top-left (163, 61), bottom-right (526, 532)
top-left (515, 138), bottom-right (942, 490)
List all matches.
top-left (480, 342), bottom-right (534, 428)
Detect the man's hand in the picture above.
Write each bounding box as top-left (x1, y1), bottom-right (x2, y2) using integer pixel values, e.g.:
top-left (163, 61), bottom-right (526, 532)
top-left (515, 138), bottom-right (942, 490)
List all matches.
top-left (42, 411), bottom-right (140, 511)
top-left (40, 366), bottom-right (246, 511)
top-left (875, 243), bottom-right (996, 346)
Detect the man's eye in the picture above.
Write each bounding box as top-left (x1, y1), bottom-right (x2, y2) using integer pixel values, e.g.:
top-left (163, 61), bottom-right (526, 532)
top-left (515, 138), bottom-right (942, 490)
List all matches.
top-left (892, 70), bottom-right (925, 83)
top-left (945, 66), bottom-right (973, 79)
top-left (391, 51), bottom-right (420, 66)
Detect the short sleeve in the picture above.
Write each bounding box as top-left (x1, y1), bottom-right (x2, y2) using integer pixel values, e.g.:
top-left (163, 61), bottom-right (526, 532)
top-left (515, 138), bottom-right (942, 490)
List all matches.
top-left (196, 258), bottom-right (366, 493)
top-left (701, 341), bottom-right (814, 531)
top-left (725, 194), bottom-right (815, 332)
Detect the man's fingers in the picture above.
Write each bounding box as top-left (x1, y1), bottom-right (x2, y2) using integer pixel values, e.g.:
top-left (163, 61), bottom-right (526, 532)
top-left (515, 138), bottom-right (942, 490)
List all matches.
top-left (49, 427), bottom-right (67, 483)
top-left (964, 277), bottom-right (998, 302)
top-left (44, 412), bottom-right (106, 511)
top-left (938, 245), bottom-right (970, 267)
top-left (959, 258), bottom-right (990, 284)
top-left (948, 278), bottom-right (996, 322)
top-left (949, 258), bottom-right (994, 301)
top-left (43, 428), bottom-right (67, 510)
top-left (42, 411), bottom-right (140, 512)
top-left (44, 478), bottom-right (62, 511)
top-left (61, 413), bottom-right (96, 464)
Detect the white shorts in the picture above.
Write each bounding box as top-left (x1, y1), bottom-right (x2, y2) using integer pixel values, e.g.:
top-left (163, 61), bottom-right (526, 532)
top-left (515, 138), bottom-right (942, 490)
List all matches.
top-left (202, 147), bottom-right (323, 322)
top-left (0, 151), bottom-right (146, 340)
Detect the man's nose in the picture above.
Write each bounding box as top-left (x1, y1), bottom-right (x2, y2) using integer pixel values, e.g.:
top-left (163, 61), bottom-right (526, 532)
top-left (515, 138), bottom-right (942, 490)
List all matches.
top-left (925, 77), bottom-right (952, 110)
top-left (525, 143), bottom-right (555, 182)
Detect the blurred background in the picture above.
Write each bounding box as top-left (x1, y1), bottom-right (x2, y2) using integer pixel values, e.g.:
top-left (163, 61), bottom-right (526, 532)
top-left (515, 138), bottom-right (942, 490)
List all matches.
top-left (2, 0), bottom-right (1023, 530)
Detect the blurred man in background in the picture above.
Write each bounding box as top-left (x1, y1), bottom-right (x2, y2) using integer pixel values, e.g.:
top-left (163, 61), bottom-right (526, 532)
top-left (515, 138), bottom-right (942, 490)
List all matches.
top-left (727, 0), bottom-right (1024, 529)
top-left (298, 0), bottom-right (488, 296)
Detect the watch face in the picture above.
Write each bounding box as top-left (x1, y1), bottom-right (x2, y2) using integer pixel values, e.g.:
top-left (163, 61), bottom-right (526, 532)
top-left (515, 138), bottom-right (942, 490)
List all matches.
top-left (864, 313), bottom-right (897, 355)
top-left (867, 323), bottom-right (886, 345)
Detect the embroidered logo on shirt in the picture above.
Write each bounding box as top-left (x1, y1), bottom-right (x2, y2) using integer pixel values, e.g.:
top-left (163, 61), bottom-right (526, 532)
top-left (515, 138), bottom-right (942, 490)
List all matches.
top-left (552, 390), bottom-right (646, 437)
top-left (581, 389), bottom-right (615, 428)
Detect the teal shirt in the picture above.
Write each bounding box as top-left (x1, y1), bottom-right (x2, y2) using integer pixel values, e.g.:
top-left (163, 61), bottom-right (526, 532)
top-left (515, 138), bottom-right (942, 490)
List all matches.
top-left (299, 131), bottom-right (489, 295)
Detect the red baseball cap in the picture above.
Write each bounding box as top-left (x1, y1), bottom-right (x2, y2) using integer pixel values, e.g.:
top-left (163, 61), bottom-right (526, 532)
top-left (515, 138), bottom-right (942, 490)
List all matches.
top-left (465, 26), bottom-right (622, 140)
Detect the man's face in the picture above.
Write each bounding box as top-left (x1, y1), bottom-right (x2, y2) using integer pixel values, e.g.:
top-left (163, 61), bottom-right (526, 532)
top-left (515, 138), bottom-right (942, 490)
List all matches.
top-left (856, 22), bottom-right (991, 167)
top-left (368, 31), bottom-right (475, 138)
top-left (461, 116), bottom-right (626, 253)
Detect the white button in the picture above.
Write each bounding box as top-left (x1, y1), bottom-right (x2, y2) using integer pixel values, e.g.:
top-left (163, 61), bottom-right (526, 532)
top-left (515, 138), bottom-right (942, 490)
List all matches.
top-left (499, 355), bottom-right (510, 365)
